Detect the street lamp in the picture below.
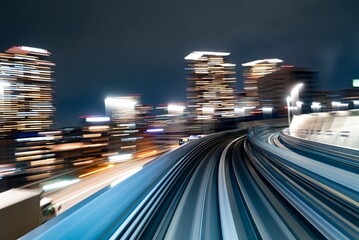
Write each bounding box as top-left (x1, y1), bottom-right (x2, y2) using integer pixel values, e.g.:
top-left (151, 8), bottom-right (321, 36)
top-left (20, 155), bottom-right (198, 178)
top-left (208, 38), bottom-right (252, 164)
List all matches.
top-left (290, 83), bottom-right (303, 99)
top-left (286, 96), bottom-right (291, 126)
top-left (290, 83), bottom-right (304, 115)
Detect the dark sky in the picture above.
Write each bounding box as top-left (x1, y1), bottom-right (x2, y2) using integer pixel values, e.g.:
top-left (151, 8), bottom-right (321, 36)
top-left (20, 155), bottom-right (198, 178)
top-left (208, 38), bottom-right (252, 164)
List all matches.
top-left (1, 0), bottom-right (358, 127)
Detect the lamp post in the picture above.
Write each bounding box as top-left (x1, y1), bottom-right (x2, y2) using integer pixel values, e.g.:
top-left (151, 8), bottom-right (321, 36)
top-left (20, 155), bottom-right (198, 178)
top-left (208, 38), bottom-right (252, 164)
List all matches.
top-left (286, 96), bottom-right (291, 126)
top-left (290, 83), bottom-right (304, 114)
top-left (290, 83), bottom-right (303, 114)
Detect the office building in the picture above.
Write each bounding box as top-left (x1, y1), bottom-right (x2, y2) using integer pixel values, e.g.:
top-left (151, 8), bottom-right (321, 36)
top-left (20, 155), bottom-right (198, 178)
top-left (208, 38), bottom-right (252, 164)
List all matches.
top-left (242, 58), bottom-right (282, 107)
top-left (104, 95), bottom-right (141, 158)
top-left (0, 46), bottom-right (55, 134)
top-left (185, 51), bottom-right (237, 121)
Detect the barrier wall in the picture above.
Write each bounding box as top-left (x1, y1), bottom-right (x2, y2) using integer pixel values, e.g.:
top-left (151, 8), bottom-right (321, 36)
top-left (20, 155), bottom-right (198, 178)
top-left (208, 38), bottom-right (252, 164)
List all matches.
top-left (289, 110), bottom-right (359, 150)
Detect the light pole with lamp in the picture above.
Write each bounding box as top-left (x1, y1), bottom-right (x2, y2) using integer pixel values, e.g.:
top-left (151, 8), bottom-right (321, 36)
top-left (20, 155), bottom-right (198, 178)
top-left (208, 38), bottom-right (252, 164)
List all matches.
top-left (286, 96), bottom-right (292, 126)
top-left (286, 83), bottom-right (304, 126)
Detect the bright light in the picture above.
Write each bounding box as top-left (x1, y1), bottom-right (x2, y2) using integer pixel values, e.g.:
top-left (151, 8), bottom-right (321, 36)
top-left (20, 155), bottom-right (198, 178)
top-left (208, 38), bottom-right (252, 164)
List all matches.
top-left (353, 79), bottom-right (359, 87)
top-left (185, 51), bottom-right (230, 60)
top-left (312, 102), bottom-right (321, 107)
top-left (20, 46), bottom-right (49, 54)
top-left (137, 150), bottom-right (157, 158)
top-left (262, 107), bottom-right (273, 112)
top-left (202, 106), bottom-right (215, 114)
top-left (331, 101), bottom-right (348, 110)
top-left (109, 153), bottom-right (133, 162)
top-left (0, 81), bottom-right (10, 87)
top-left (105, 97), bottom-right (137, 107)
top-left (242, 58), bottom-right (283, 66)
top-left (146, 128), bottom-right (164, 133)
top-left (296, 101), bottom-right (303, 106)
top-left (86, 117), bottom-right (110, 122)
top-left (110, 167), bottom-right (142, 187)
top-left (79, 164), bottom-right (114, 178)
top-left (16, 136), bottom-right (55, 142)
top-left (290, 83), bottom-right (304, 96)
top-left (42, 179), bottom-right (80, 191)
top-left (311, 102), bottom-right (322, 112)
top-left (88, 125), bottom-right (109, 131)
top-left (167, 104), bottom-right (185, 112)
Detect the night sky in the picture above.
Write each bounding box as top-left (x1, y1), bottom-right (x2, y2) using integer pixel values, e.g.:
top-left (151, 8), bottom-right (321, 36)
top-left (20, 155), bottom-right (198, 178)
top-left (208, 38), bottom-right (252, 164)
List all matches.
top-left (1, 0), bottom-right (358, 127)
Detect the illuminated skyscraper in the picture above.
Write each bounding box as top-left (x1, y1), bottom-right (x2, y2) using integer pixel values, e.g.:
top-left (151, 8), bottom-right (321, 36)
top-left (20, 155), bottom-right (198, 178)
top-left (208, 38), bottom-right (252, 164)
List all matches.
top-left (0, 46), bottom-right (56, 187)
top-left (0, 46), bottom-right (55, 133)
top-left (242, 59), bottom-right (282, 107)
top-left (104, 95), bottom-right (140, 158)
top-left (185, 51), bottom-right (237, 121)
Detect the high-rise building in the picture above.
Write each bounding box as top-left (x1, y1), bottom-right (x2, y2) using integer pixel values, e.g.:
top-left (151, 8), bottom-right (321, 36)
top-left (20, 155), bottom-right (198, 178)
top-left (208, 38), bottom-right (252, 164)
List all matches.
top-left (0, 46), bottom-right (55, 134)
top-left (104, 95), bottom-right (141, 159)
top-left (185, 51), bottom-right (237, 121)
top-left (242, 59), bottom-right (282, 107)
top-left (0, 46), bottom-right (56, 189)
top-left (257, 66), bottom-right (318, 117)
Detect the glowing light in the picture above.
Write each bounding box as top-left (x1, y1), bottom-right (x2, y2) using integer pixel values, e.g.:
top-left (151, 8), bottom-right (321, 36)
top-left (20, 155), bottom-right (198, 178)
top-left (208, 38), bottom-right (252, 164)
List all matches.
top-left (79, 164), bottom-right (114, 178)
top-left (86, 117), bottom-right (110, 122)
top-left (20, 46), bottom-right (49, 54)
top-left (202, 106), bottom-right (215, 114)
top-left (42, 179), bottom-right (80, 191)
top-left (0, 81), bottom-right (10, 87)
top-left (146, 128), bottom-right (164, 133)
top-left (83, 133), bottom-right (101, 138)
top-left (185, 51), bottom-right (230, 60)
top-left (16, 136), bottom-right (55, 142)
top-left (167, 104), bottom-right (185, 112)
top-left (296, 101), bottom-right (303, 106)
top-left (262, 107), bottom-right (273, 112)
top-left (353, 79), bottom-right (359, 87)
top-left (88, 125), bottom-right (110, 131)
top-left (312, 102), bottom-right (321, 107)
top-left (290, 83), bottom-right (304, 96)
top-left (105, 97), bottom-right (137, 107)
top-left (109, 153), bottom-right (133, 162)
top-left (137, 150), bottom-right (157, 158)
top-left (54, 143), bottom-right (83, 151)
top-left (242, 58), bottom-right (283, 66)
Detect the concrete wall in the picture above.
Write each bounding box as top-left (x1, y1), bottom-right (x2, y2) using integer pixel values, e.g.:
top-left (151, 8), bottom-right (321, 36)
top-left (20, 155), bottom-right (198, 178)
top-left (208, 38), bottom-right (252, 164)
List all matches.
top-left (289, 110), bottom-right (359, 149)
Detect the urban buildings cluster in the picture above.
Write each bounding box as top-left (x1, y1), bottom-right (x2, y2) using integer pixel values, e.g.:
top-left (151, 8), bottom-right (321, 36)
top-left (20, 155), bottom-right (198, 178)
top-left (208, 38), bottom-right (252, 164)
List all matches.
top-left (0, 46), bottom-right (358, 191)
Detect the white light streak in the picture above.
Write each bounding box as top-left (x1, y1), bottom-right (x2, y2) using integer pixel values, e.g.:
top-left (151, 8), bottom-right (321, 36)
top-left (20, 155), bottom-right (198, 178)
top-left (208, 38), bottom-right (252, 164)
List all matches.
top-left (42, 179), bottom-right (80, 191)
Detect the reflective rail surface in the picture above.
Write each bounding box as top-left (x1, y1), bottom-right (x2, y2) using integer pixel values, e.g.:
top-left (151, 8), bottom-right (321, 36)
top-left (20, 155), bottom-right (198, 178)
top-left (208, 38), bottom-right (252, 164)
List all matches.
top-left (22, 128), bottom-right (358, 240)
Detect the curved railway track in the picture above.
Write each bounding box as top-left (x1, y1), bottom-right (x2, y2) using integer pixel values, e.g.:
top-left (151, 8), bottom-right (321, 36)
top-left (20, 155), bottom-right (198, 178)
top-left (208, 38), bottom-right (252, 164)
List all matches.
top-left (23, 128), bottom-right (358, 240)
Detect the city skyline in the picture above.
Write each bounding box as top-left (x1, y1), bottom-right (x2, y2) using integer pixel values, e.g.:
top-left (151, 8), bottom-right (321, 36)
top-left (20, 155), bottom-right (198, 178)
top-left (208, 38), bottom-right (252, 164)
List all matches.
top-left (0, 0), bottom-right (358, 126)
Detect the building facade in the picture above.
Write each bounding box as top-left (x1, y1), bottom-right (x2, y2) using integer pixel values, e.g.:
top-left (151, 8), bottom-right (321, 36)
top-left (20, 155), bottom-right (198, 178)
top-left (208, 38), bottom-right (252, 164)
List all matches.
top-left (185, 51), bottom-right (237, 121)
top-left (257, 66), bottom-right (318, 117)
top-left (242, 59), bottom-right (282, 108)
top-left (0, 46), bottom-right (55, 134)
top-left (0, 46), bottom-right (56, 190)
